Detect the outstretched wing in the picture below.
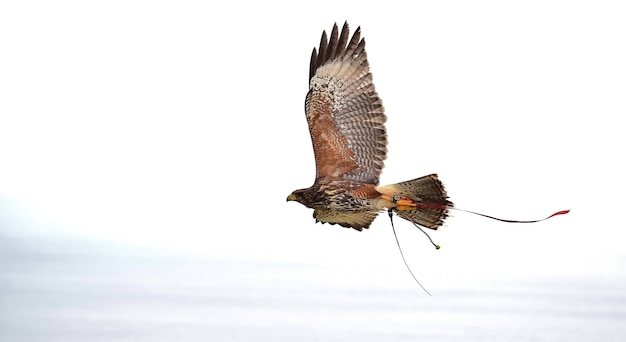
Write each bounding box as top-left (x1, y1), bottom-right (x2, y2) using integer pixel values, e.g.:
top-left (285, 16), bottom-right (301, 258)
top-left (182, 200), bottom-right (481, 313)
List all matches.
top-left (313, 209), bottom-right (378, 231)
top-left (305, 22), bottom-right (387, 185)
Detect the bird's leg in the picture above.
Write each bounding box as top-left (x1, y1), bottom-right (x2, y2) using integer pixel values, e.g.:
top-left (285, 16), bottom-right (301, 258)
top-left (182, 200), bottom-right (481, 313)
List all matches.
top-left (380, 194), bottom-right (421, 213)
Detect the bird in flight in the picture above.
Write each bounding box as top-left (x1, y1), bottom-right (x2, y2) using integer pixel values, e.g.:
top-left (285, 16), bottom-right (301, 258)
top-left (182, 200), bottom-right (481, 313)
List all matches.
top-left (287, 22), bottom-right (569, 232)
top-left (287, 22), bottom-right (453, 231)
top-left (287, 22), bottom-right (569, 294)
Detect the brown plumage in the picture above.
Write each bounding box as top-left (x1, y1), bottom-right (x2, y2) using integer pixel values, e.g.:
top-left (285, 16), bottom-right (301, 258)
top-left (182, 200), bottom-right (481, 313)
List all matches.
top-left (287, 22), bottom-right (453, 231)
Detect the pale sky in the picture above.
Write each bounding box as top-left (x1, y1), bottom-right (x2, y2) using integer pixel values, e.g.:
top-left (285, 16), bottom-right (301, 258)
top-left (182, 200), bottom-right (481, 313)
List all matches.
top-left (1, 1), bottom-right (625, 288)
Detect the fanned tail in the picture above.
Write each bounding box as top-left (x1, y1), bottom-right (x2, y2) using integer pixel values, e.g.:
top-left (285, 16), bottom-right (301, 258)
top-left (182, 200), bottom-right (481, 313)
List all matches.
top-left (376, 174), bottom-right (453, 230)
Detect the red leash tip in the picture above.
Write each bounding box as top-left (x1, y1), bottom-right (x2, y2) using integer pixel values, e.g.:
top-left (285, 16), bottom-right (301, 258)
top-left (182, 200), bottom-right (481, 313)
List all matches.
top-left (548, 209), bottom-right (570, 219)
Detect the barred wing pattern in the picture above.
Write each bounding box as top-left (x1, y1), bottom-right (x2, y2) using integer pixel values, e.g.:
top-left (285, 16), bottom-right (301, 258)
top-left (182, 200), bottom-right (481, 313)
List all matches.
top-left (305, 22), bottom-right (387, 185)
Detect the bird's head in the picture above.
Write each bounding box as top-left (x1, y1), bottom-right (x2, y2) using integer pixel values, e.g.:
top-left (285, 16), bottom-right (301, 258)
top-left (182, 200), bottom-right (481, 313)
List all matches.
top-left (286, 189), bottom-right (305, 204)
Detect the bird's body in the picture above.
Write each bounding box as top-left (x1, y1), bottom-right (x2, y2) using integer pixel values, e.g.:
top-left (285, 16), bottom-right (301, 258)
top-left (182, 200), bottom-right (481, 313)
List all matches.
top-left (288, 22), bottom-right (453, 231)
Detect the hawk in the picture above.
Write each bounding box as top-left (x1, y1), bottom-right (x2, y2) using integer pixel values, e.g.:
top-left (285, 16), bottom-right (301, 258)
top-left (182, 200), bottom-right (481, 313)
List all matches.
top-left (287, 22), bottom-right (453, 231)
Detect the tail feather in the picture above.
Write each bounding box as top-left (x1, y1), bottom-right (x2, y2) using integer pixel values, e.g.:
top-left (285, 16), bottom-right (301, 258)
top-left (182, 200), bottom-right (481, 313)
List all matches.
top-left (376, 174), bottom-right (453, 230)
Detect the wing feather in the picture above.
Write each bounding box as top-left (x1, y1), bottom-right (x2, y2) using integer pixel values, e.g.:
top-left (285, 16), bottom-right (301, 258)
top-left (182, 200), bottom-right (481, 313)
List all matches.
top-left (305, 22), bottom-right (387, 185)
top-left (313, 209), bottom-right (378, 231)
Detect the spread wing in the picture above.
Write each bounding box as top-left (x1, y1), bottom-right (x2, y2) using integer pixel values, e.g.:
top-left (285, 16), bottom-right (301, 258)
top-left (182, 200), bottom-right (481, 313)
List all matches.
top-left (305, 22), bottom-right (387, 185)
top-left (313, 209), bottom-right (378, 231)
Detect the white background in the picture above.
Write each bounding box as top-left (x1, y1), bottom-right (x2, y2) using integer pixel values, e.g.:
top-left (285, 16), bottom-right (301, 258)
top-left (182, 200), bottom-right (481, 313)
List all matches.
top-left (1, 0), bottom-right (625, 340)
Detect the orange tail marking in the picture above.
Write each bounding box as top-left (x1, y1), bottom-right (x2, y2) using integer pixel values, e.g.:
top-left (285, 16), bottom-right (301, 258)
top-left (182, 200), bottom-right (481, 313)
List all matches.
top-left (380, 194), bottom-right (419, 208)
